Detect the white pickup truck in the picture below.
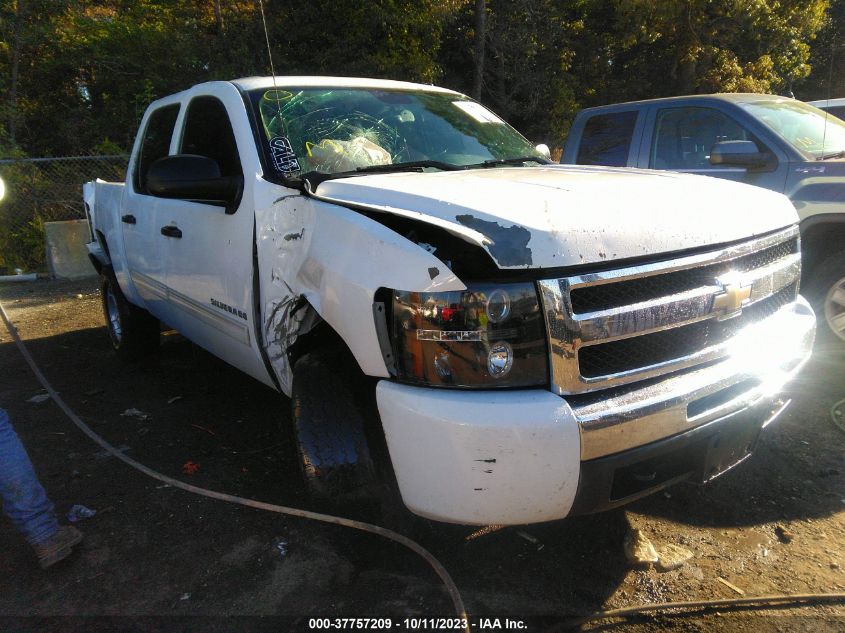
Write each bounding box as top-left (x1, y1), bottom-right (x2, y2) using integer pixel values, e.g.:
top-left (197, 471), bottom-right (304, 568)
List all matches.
top-left (84, 77), bottom-right (816, 525)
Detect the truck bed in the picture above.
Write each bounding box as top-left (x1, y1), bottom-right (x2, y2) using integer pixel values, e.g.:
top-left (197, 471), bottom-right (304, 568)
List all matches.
top-left (83, 179), bottom-right (124, 244)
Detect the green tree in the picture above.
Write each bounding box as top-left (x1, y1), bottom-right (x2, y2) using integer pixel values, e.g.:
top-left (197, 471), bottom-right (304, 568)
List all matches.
top-left (0, 0), bottom-right (70, 152)
top-left (0, 0), bottom-right (470, 156)
top-left (798, 0), bottom-right (845, 100)
top-left (562, 0), bottom-right (827, 145)
top-left (581, 0), bottom-right (827, 99)
top-left (0, 0), bottom-right (836, 157)
top-left (438, 0), bottom-right (587, 144)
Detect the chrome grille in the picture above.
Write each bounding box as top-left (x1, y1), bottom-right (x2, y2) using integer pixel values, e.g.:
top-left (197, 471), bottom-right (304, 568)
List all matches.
top-left (570, 238), bottom-right (798, 313)
top-left (539, 226), bottom-right (801, 395)
top-left (578, 284), bottom-right (797, 378)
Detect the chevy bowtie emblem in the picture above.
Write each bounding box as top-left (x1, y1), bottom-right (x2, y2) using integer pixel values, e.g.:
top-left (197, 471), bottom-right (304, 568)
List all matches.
top-left (712, 275), bottom-right (752, 320)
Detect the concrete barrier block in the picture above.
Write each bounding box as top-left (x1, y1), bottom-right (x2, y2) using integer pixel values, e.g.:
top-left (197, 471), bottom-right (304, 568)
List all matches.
top-left (44, 219), bottom-right (95, 280)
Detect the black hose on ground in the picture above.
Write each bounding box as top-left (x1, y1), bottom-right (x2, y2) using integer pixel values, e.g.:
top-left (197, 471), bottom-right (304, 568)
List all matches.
top-left (5, 298), bottom-right (845, 632)
top-left (557, 592), bottom-right (845, 628)
top-left (0, 299), bottom-right (470, 632)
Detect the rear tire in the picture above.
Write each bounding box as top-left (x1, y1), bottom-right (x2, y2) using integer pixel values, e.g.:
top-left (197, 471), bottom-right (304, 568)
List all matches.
top-left (806, 253), bottom-right (845, 345)
top-left (290, 346), bottom-right (380, 505)
top-left (100, 270), bottom-right (160, 361)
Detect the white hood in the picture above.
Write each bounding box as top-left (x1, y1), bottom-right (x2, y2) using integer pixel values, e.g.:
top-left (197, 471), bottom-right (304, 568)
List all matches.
top-left (314, 165), bottom-right (799, 269)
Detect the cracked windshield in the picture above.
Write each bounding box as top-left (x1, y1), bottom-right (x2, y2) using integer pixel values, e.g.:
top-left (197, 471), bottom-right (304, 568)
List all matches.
top-left (249, 87), bottom-right (544, 176)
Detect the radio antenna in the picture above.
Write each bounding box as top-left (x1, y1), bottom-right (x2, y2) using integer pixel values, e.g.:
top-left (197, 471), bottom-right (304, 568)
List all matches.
top-left (258, 0), bottom-right (277, 80)
top-left (257, 0), bottom-right (288, 144)
top-left (820, 37), bottom-right (836, 159)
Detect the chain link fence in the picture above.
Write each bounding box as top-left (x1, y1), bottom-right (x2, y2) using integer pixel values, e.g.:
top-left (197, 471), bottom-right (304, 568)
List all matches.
top-left (0, 155), bottom-right (128, 274)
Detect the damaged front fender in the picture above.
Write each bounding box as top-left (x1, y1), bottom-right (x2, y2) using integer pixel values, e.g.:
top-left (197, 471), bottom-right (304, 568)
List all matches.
top-left (254, 179), bottom-right (465, 395)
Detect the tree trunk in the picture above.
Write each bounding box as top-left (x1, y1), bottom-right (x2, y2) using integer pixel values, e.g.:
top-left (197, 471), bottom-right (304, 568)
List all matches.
top-left (7, 0), bottom-right (28, 147)
top-left (213, 0), bottom-right (224, 34)
top-left (472, 0), bottom-right (486, 100)
top-left (679, 56), bottom-right (697, 94)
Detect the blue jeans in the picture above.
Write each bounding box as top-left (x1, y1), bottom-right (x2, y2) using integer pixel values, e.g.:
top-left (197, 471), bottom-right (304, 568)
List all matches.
top-left (0, 408), bottom-right (58, 545)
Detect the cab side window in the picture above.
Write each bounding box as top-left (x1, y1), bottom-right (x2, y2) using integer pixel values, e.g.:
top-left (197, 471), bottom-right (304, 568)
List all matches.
top-left (651, 107), bottom-right (750, 169)
top-left (180, 96), bottom-right (242, 178)
top-left (134, 104), bottom-right (180, 194)
top-left (575, 111), bottom-right (638, 167)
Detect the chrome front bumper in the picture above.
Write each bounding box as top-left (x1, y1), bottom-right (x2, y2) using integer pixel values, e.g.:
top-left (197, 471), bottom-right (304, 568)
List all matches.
top-left (569, 295), bottom-right (816, 460)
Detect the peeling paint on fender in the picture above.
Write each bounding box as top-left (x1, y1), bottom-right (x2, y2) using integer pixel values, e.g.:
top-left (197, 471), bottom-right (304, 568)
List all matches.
top-left (455, 214), bottom-right (533, 266)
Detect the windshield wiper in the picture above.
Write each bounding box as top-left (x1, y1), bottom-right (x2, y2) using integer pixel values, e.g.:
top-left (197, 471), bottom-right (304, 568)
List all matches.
top-left (818, 150), bottom-right (845, 160)
top-left (355, 160), bottom-right (465, 173)
top-left (299, 156), bottom-right (550, 189)
top-left (470, 156), bottom-right (553, 168)
top-left (299, 160), bottom-right (464, 189)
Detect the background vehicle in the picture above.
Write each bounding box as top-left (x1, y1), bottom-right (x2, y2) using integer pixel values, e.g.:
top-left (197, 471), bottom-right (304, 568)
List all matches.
top-left (808, 97), bottom-right (845, 120)
top-left (84, 78), bottom-right (815, 526)
top-left (562, 94), bottom-right (845, 343)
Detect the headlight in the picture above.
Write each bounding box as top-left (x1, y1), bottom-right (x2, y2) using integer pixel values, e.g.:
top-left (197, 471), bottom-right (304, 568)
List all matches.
top-left (389, 282), bottom-right (548, 388)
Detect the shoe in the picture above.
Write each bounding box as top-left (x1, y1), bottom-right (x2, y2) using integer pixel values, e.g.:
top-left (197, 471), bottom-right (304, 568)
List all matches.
top-left (32, 525), bottom-right (84, 569)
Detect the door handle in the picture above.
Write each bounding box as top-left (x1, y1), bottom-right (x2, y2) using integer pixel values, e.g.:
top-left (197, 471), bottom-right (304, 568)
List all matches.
top-left (121, 214), bottom-right (136, 225)
top-left (160, 225), bottom-right (182, 239)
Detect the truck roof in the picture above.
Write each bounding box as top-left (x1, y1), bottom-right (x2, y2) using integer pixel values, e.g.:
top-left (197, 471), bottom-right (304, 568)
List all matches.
top-left (230, 76), bottom-right (461, 95)
top-left (579, 92), bottom-right (795, 113)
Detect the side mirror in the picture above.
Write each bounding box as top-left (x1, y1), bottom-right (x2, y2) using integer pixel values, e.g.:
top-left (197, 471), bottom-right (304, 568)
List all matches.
top-left (535, 143), bottom-right (552, 160)
top-left (146, 155), bottom-right (243, 213)
top-left (709, 140), bottom-right (769, 168)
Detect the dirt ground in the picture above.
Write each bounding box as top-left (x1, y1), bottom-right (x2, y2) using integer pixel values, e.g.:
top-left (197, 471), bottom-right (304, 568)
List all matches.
top-left (0, 278), bottom-right (843, 633)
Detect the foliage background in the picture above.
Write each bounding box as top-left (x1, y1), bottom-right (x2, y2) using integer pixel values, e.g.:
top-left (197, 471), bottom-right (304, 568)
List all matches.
top-left (0, 0), bottom-right (842, 156)
top-left (0, 0), bottom-right (841, 273)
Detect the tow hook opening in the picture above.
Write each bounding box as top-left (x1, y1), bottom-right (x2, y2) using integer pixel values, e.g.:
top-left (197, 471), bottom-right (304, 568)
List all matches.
top-left (610, 441), bottom-right (702, 501)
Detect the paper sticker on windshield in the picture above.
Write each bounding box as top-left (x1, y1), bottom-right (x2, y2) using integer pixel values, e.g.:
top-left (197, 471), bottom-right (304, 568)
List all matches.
top-left (269, 136), bottom-right (301, 174)
top-left (452, 101), bottom-right (505, 124)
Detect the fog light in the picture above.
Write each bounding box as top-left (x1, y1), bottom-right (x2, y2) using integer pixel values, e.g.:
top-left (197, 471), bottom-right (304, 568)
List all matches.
top-left (486, 289), bottom-right (511, 324)
top-left (487, 341), bottom-right (513, 378)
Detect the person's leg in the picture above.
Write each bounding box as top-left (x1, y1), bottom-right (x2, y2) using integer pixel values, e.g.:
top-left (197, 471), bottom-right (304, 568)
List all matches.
top-left (0, 407), bottom-right (59, 545)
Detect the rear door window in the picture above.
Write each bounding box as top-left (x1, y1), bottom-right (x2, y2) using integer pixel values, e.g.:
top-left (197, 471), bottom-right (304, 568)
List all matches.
top-left (134, 104), bottom-right (180, 194)
top-left (650, 107), bottom-right (750, 169)
top-left (576, 111), bottom-right (638, 166)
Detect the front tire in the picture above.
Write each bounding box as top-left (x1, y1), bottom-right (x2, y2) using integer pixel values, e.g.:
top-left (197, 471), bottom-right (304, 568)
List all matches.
top-left (100, 270), bottom-right (160, 361)
top-left (290, 346), bottom-right (380, 505)
top-left (807, 253), bottom-right (845, 344)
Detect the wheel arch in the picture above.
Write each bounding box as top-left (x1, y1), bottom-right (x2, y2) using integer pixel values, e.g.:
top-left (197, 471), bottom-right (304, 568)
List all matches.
top-left (87, 229), bottom-right (111, 275)
top-left (99, 267), bottom-right (160, 360)
top-left (800, 214), bottom-right (845, 279)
